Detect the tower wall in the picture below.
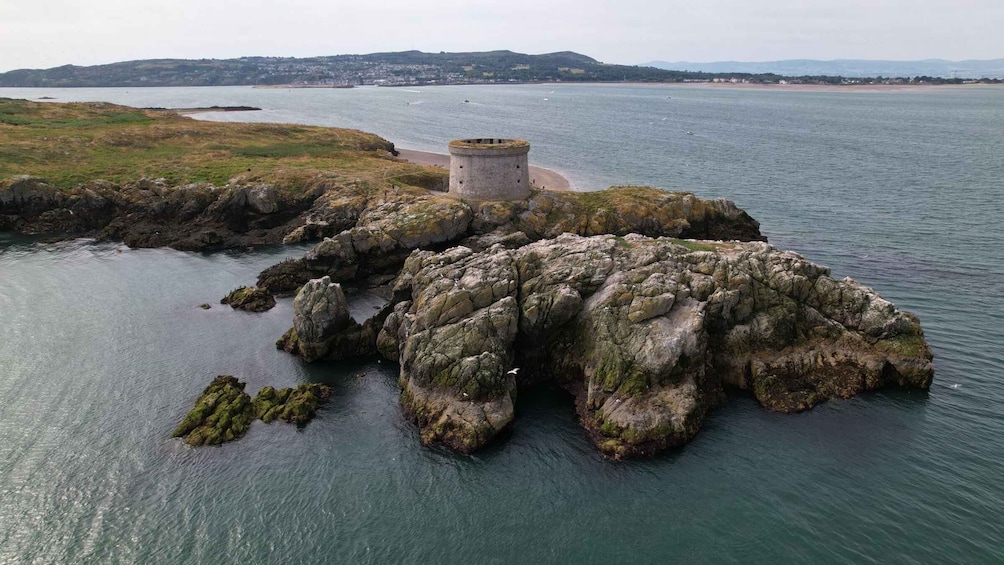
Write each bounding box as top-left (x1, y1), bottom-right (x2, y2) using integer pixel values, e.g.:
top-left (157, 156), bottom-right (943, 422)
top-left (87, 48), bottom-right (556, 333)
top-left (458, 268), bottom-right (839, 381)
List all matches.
top-left (448, 138), bottom-right (531, 201)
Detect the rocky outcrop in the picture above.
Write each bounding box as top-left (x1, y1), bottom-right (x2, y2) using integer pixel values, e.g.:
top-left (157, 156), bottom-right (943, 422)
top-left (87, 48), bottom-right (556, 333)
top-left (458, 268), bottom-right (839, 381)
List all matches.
top-left (286, 276), bottom-right (351, 361)
top-left (274, 275), bottom-right (392, 362)
top-left (252, 383), bottom-right (333, 424)
top-left (0, 175), bottom-right (371, 251)
top-left (393, 246), bottom-right (521, 452)
top-left (173, 376), bottom-right (333, 446)
top-left (256, 186), bottom-right (764, 294)
top-left (259, 192), bottom-right (476, 294)
top-left (220, 286), bottom-right (276, 312)
top-left (314, 234), bottom-right (933, 458)
top-left (172, 375), bottom-right (254, 446)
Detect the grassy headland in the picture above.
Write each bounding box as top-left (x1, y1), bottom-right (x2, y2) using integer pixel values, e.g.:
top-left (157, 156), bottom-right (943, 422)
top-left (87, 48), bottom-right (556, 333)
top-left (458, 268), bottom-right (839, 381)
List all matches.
top-left (0, 98), bottom-right (437, 192)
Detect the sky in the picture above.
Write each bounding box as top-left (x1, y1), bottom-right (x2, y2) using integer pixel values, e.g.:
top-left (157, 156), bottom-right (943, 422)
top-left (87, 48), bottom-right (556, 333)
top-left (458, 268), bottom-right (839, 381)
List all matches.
top-left (2, 0), bottom-right (1002, 72)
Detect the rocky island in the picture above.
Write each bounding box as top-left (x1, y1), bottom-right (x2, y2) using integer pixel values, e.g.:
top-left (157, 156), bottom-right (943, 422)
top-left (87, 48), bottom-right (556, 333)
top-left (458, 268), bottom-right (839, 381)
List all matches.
top-left (0, 98), bottom-right (933, 457)
top-left (279, 235), bottom-right (932, 458)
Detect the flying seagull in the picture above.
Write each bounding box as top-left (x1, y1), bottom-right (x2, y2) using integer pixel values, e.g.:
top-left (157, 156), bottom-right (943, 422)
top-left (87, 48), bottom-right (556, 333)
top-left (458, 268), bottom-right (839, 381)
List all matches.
top-left (507, 368), bottom-right (520, 375)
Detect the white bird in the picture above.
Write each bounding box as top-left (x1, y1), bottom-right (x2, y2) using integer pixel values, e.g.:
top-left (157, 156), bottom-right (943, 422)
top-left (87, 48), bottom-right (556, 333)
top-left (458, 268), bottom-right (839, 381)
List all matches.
top-left (951, 384), bottom-right (961, 389)
top-left (507, 368), bottom-right (520, 375)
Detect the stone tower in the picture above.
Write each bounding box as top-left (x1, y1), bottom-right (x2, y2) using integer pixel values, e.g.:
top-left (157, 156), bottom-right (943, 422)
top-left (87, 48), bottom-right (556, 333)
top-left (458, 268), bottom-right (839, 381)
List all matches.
top-left (448, 138), bottom-right (531, 201)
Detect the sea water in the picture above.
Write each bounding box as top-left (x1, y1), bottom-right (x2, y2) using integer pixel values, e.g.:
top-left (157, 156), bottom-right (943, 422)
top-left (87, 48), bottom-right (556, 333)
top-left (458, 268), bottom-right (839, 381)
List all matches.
top-left (0, 84), bottom-right (1002, 563)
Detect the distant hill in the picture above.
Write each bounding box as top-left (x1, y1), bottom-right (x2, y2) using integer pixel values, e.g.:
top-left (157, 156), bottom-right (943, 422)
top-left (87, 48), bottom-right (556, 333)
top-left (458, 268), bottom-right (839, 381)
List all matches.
top-left (0, 50), bottom-right (698, 87)
top-left (642, 59), bottom-right (1004, 79)
top-left (7, 51), bottom-right (1000, 88)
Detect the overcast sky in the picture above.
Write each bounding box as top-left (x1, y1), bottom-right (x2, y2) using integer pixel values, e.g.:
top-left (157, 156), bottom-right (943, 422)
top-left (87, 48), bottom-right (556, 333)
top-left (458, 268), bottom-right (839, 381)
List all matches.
top-left (2, 0), bottom-right (1001, 72)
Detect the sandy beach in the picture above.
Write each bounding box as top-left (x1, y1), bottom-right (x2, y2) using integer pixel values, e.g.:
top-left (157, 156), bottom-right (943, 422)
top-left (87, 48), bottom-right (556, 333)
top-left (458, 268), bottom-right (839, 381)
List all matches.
top-left (396, 148), bottom-right (571, 191)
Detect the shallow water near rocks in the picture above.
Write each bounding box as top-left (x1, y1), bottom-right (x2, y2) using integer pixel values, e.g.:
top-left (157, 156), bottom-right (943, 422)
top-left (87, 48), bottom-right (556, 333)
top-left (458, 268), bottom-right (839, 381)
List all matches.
top-left (1, 85), bottom-right (1002, 562)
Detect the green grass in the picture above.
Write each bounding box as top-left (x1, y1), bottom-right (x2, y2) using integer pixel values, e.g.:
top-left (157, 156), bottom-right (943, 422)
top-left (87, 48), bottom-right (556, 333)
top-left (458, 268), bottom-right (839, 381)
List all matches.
top-left (667, 238), bottom-right (720, 252)
top-left (0, 98), bottom-right (435, 193)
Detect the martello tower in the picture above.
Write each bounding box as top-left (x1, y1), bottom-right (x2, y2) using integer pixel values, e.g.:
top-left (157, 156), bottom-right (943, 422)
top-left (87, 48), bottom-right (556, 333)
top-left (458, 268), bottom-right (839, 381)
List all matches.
top-left (448, 138), bottom-right (531, 201)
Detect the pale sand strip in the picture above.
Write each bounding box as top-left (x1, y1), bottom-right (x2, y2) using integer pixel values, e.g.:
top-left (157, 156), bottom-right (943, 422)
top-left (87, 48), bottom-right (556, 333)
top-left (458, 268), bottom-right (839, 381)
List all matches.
top-left (655, 82), bottom-right (1004, 93)
top-left (396, 149), bottom-right (571, 191)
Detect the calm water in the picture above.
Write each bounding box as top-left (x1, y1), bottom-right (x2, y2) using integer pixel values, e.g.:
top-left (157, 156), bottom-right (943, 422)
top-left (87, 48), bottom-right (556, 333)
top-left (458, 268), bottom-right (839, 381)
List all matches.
top-left (1, 85), bottom-right (1002, 563)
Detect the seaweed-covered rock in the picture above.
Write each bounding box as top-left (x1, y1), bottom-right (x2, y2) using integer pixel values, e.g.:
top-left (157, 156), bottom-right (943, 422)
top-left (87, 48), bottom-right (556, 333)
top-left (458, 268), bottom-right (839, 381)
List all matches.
top-left (252, 383), bottom-right (333, 424)
top-left (220, 286), bottom-right (276, 312)
top-left (174, 377), bottom-right (334, 446)
top-left (172, 375), bottom-right (254, 446)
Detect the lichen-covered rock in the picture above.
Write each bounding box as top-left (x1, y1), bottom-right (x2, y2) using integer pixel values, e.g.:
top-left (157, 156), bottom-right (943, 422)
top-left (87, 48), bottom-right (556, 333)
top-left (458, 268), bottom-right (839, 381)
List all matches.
top-left (172, 375), bottom-right (254, 446)
top-left (252, 383), bottom-right (332, 424)
top-left (220, 286), bottom-right (276, 312)
top-left (366, 234), bottom-right (933, 458)
top-left (396, 247), bottom-right (521, 451)
top-left (275, 275), bottom-right (392, 361)
top-left (509, 187), bottom-right (764, 242)
top-left (258, 186), bottom-right (764, 293)
top-left (290, 276), bottom-right (351, 359)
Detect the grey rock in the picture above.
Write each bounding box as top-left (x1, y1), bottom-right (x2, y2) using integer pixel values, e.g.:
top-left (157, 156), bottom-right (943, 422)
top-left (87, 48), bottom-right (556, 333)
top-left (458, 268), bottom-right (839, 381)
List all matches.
top-left (247, 184), bottom-right (279, 214)
top-left (290, 276), bottom-right (351, 361)
top-left (380, 234), bottom-right (933, 457)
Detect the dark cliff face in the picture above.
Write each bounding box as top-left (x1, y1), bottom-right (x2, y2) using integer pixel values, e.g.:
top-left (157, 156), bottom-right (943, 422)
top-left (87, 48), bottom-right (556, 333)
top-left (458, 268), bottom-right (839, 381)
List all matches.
top-left (0, 175), bottom-right (335, 250)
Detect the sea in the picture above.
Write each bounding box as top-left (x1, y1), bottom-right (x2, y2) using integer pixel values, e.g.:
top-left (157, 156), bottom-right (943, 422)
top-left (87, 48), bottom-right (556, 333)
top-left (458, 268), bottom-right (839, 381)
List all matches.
top-left (0, 84), bottom-right (1002, 563)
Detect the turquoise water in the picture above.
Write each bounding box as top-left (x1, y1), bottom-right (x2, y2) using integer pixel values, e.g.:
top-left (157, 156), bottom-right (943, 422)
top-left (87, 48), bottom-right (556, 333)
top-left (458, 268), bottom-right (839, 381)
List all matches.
top-left (1, 85), bottom-right (1002, 563)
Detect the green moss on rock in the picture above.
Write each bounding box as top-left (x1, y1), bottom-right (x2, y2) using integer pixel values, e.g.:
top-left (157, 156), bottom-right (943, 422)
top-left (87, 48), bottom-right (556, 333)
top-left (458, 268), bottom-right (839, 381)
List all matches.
top-left (252, 383), bottom-right (332, 424)
top-left (221, 286), bottom-right (276, 312)
top-left (172, 375), bottom-right (253, 446)
top-left (174, 376), bottom-right (333, 446)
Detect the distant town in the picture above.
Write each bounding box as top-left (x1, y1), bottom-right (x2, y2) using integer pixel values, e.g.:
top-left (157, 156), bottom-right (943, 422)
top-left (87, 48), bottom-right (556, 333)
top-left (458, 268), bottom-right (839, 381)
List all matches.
top-left (0, 50), bottom-right (1000, 88)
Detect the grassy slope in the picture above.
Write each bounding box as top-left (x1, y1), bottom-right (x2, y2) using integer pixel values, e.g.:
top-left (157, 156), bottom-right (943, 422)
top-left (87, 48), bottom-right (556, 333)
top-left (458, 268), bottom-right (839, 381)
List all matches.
top-left (0, 98), bottom-right (440, 192)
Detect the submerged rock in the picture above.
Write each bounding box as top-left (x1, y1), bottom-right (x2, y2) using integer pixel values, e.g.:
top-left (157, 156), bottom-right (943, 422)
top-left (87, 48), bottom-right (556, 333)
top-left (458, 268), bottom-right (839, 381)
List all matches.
top-left (172, 375), bottom-right (254, 446)
top-left (303, 234), bottom-right (933, 458)
top-left (220, 286), bottom-right (276, 312)
top-left (252, 383), bottom-right (333, 424)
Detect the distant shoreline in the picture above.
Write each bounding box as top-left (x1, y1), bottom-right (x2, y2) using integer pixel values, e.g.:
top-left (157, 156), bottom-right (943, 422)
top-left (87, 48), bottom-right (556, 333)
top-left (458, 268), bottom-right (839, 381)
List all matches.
top-left (380, 81), bottom-right (1004, 93)
top-left (253, 84), bottom-right (354, 89)
top-left (396, 148), bottom-right (572, 192)
top-left (644, 82), bottom-right (1004, 93)
top-left (3, 81), bottom-right (998, 94)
